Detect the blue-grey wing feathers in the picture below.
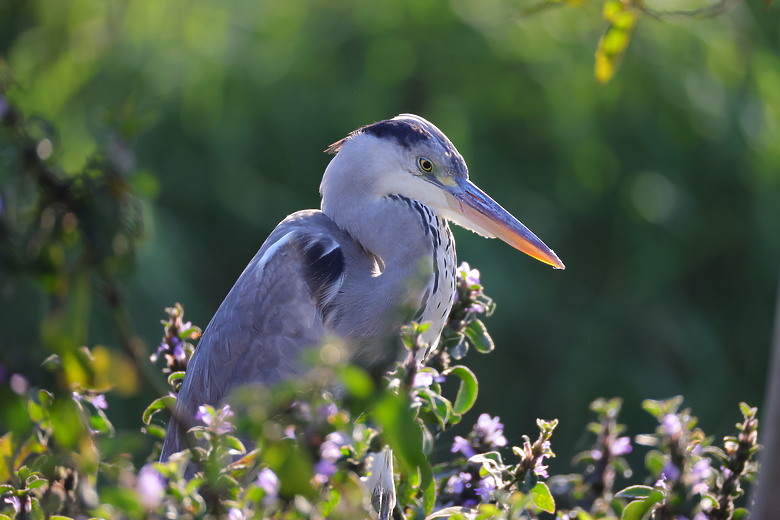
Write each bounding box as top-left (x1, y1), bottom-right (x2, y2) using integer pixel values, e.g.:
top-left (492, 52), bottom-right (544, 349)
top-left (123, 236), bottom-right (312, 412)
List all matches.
top-left (161, 211), bottom-right (346, 459)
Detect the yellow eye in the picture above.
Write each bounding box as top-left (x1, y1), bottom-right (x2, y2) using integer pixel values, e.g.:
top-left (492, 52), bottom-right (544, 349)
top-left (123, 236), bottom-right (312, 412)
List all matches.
top-left (418, 157), bottom-right (434, 173)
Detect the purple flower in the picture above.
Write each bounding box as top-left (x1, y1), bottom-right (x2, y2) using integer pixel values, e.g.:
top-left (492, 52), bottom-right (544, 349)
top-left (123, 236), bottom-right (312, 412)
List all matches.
top-left (475, 414), bottom-right (507, 448)
top-left (661, 414), bottom-right (682, 438)
top-left (91, 394), bottom-right (108, 410)
top-left (137, 464), bottom-right (165, 510)
top-left (9, 374), bottom-right (28, 395)
top-left (475, 476), bottom-right (497, 501)
top-left (534, 460), bottom-right (549, 479)
top-left (662, 461), bottom-right (681, 481)
top-left (451, 436), bottom-right (476, 458)
top-left (461, 263), bottom-right (481, 287)
top-left (257, 468), bottom-right (280, 496)
top-left (445, 472), bottom-right (472, 495)
top-left (610, 436), bottom-right (632, 456)
top-left (690, 458), bottom-right (712, 494)
top-left (313, 459), bottom-right (337, 485)
top-left (318, 402), bottom-right (338, 422)
top-left (228, 508), bottom-right (244, 520)
top-left (196, 404), bottom-right (235, 435)
top-left (172, 343), bottom-right (186, 363)
top-left (413, 371), bottom-right (434, 388)
top-left (320, 431), bottom-right (349, 461)
top-left (195, 405), bottom-right (209, 423)
top-left (4, 496), bottom-right (20, 514)
top-left (466, 302), bottom-right (485, 314)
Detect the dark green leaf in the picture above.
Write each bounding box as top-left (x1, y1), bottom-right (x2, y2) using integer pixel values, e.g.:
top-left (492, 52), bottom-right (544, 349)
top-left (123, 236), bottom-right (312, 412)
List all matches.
top-left (464, 320), bottom-right (494, 353)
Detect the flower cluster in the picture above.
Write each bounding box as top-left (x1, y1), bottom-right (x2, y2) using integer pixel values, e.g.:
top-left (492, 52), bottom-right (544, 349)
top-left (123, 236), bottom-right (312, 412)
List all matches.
top-left (451, 413), bottom-right (509, 458)
top-left (151, 303), bottom-right (201, 387)
top-left (429, 262), bottom-right (497, 370)
top-left (440, 414), bottom-right (511, 508)
top-left (196, 404), bottom-right (236, 436)
top-left (709, 403), bottom-right (760, 519)
top-left (452, 263), bottom-right (495, 322)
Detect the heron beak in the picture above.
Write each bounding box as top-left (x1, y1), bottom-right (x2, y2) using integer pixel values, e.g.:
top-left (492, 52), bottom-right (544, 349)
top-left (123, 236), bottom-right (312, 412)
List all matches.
top-left (442, 177), bottom-right (565, 270)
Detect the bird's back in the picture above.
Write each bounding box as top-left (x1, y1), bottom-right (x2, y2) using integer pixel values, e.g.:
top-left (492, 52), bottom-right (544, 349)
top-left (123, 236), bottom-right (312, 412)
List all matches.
top-left (161, 210), bottom-right (372, 459)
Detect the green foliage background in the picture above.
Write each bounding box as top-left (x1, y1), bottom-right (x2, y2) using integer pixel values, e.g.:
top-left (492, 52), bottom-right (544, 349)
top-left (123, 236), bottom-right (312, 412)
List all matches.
top-left (2, 0), bottom-right (779, 467)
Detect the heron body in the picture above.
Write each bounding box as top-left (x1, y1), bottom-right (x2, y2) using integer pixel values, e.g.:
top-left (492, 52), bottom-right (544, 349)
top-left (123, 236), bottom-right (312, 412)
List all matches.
top-left (161, 114), bottom-right (563, 465)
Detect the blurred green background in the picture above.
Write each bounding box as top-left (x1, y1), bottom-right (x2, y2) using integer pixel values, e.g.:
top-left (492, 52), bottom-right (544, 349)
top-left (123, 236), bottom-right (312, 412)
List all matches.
top-left (1, 0), bottom-right (779, 467)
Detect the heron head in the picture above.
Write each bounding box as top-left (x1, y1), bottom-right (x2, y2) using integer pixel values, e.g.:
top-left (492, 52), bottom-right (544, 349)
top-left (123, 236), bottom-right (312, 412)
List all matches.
top-left (322, 114), bottom-right (564, 270)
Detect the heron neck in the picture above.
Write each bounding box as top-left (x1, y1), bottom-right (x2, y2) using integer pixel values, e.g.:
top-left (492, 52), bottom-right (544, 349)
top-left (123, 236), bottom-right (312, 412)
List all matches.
top-left (329, 195), bottom-right (434, 268)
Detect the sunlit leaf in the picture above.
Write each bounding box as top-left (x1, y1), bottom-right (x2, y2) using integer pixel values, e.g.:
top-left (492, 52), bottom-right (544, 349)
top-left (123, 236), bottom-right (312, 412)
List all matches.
top-left (142, 395), bottom-right (176, 425)
top-left (442, 366), bottom-right (478, 415)
top-left (167, 371), bottom-right (186, 387)
top-left (594, 0), bottom-right (640, 84)
top-left (620, 490), bottom-right (664, 520)
top-left (426, 506), bottom-right (475, 519)
top-left (616, 485), bottom-right (654, 499)
top-left (531, 482), bottom-right (555, 513)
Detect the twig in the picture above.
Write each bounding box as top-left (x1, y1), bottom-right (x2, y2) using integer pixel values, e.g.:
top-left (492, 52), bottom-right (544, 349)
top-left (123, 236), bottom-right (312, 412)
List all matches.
top-left (632, 0), bottom-right (743, 20)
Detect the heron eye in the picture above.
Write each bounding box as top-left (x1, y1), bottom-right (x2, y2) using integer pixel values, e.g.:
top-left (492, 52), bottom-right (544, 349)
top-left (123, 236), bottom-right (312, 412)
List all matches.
top-left (418, 157), bottom-right (434, 173)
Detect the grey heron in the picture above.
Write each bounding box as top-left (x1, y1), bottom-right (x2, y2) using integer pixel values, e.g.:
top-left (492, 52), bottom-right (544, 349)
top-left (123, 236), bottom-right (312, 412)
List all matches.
top-left (160, 114), bottom-right (564, 508)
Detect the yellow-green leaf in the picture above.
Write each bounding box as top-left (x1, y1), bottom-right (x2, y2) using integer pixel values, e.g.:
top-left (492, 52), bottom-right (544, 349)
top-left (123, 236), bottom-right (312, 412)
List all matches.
top-left (595, 0), bottom-right (640, 84)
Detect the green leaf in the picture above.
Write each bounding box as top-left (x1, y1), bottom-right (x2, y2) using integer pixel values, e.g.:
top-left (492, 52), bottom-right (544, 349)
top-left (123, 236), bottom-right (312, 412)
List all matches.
top-left (616, 485), bottom-right (654, 499)
top-left (89, 412), bottom-right (114, 435)
top-left (338, 364), bottom-right (375, 400)
top-left (620, 490), bottom-right (665, 520)
top-left (421, 458), bottom-right (436, 515)
top-left (142, 395), bottom-right (176, 425)
top-left (442, 366), bottom-right (478, 415)
top-left (142, 424), bottom-right (166, 439)
top-left (417, 390), bottom-right (451, 429)
top-left (426, 506), bottom-right (475, 519)
top-left (464, 320), bottom-right (494, 354)
top-left (264, 440), bottom-right (316, 499)
top-left (167, 371), bottom-right (186, 386)
top-left (641, 396), bottom-right (682, 418)
top-left (621, 500), bottom-right (652, 520)
top-left (222, 435), bottom-right (246, 454)
top-left (531, 482), bottom-right (555, 513)
top-left (644, 450), bottom-right (665, 475)
top-left (50, 398), bottom-right (86, 450)
top-left (372, 392), bottom-right (435, 511)
top-left (732, 508), bottom-right (750, 520)
top-left (27, 401), bottom-right (45, 424)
